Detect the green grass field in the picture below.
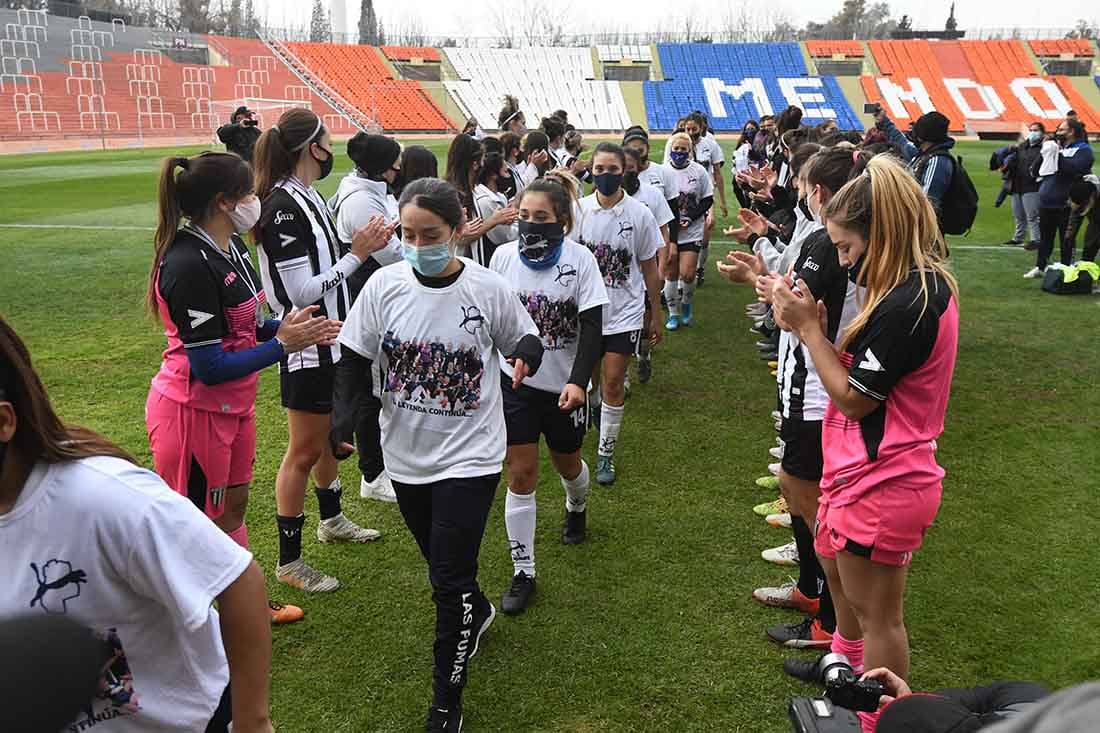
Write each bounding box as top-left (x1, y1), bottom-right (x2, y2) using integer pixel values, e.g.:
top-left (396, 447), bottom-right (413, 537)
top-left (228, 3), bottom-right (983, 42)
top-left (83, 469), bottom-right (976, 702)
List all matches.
top-left (1, 138), bottom-right (1097, 732)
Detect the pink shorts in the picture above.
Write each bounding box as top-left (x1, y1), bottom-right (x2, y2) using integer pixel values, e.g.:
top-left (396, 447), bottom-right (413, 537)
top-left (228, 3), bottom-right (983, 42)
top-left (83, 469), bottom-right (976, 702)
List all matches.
top-left (814, 483), bottom-right (942, 567)
top-left (146, 389), bottom-right (256, 520)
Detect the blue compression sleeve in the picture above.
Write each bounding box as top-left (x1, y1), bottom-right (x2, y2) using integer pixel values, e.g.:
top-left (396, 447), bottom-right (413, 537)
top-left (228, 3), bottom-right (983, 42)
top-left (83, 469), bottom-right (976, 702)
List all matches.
top-left (186, 339), bottom-right (284, 386)
top-left (256, 319), bottom-right (281, 342)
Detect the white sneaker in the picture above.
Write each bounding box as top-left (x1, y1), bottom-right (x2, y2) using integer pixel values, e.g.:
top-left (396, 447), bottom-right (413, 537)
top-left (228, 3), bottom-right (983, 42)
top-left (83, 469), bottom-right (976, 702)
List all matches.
top-left (317, 513), bottom-right (381, 543)
top-left (771, 410), bottom-right (781, 421)
top-left (360, 472), bottom-right (397, 503)
top-left (761, 541), bottom-right (800, 566)
top-left (276, 558), bottom-right (340, 593)
top-left (766, 512), bottom-right (792, 529)
top-left (769, 446), bottom-right (785, 459)
top-left (1023, 266), bottom-right (1045, 279)
top-left (768, 462), bottom-right (781, 476)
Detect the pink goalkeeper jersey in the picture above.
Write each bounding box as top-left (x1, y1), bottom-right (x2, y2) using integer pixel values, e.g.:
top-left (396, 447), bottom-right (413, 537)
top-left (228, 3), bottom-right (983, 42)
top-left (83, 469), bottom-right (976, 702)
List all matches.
top-left (821, 270), bottom-right (959, 505)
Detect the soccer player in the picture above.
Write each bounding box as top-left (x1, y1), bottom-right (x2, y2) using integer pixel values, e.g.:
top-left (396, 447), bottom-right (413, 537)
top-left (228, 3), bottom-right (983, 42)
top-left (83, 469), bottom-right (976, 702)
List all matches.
top-left (771, 155), bottom-right (960, 733)
top-left (331, 178), bottom-right (544, 732)
top-left (0, 317), bottom-right (273, 733)
top-left (664, 132), bottom-right (714, 329)
top-left (253, 108), bottom-right (384, 594)
top-left (145, 150), bottom-right (352, 624)
top-left (473, 151), bottom-right (519, 267)
top-left (576, 143), bottom-right (664, 485)
top-left (685, 112), bottom-right (726, 287)
top-left (490, 177), bottom-right (609, 615)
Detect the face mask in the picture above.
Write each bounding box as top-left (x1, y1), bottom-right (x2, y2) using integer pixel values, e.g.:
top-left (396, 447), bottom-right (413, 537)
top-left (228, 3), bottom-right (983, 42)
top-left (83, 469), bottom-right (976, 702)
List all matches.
top-left (1054, 132), bottom-right (1067, 144)
top-left (796, 197), bottom-right (811, 222)
top-left (402, 236), bottom-right (454, 277)
top-left (745, 129), bottom-right (757, 142)
top-left (1027, 131), bottom-right (1042, 144)
top-left (228, 198), bottom-right (261, 233)
top-left (623, 171), bottom-right (640, 196)
top-left (593, 171), bottom-right (623, 197)
top-left (517, 220), bottom-right (565, 269)
top-left (689, 132), bottom-right (701, 141)
top-left (848, 254), bottom-right (866, 283)
top-left (806, 187), bottom-right (822, 224)
top-left (313, 145), bottom-right (334, 180)
top-left (670, 151), bottom-right (690, 168)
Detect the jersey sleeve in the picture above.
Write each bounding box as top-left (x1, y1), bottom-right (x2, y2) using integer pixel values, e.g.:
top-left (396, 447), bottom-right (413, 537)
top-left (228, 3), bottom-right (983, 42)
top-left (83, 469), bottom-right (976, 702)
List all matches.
top-left (158, 249), bottom-right (225, 348)
top-left (709, 139), bottom-right (725, 166)
top-left (122, 470), bottom-right (253, 632)
top-left (635, 206), bottom-right (661, 263)
top-left (699, 166), bottom-right (715, 197)
top-left (338, 274), bottom-right (383, 360)
top-left (847, 296), bottom-right (936, 402)
top-left (650, 190), bottom-right (674, 228)
top-left (576, 247), bottom-right (611, 312)
top-left (796, 232), bottom-right (841, 298)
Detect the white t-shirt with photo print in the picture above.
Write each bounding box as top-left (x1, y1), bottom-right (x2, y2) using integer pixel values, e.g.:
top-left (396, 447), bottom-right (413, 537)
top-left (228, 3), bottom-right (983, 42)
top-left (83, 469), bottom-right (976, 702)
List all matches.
top-left (638, 161), bottom-right (678, 203)
top-left (339, 258), bottom-right (539, 484)
top-left (0, 457), bottom-right (252, 732)
top-left (575, 192), bottom-right (662, 336)
top-left (668, 159), bottom-right (715, 245)
top-left (491, 238), bottom-right (609, 394)
top-left (630, 180), bottom-right (675, 231)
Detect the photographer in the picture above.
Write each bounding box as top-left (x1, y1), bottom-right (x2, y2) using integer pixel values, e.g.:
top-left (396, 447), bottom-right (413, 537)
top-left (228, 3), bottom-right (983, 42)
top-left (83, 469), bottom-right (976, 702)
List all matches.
top-left (217, 106), bottom-right (262, 163)
top-left (873, 108), bottom-right (955, 228)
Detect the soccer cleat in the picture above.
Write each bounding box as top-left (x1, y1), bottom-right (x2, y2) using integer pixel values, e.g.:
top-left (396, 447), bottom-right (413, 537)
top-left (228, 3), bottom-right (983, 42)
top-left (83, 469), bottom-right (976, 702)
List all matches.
top-left (681, 302), bottom-right (694, 326)
top-left (276, 559), bottom-right (340, 593)
top-left (746, 303), bottom-right (767, 316)
top-left (562, 509), bottom-right (587, 545)
top-left (360, 472), bottom-right (397, 503)
top-left (426, 705), bottom-right (463, 732)
top-left (666, 314), bottom-right (680, 331)
top-left (317, 513), bottom-right (381, 543)
top-left (587, 394), bottom-right (601, 431)
top-left (767, 512), bottom-right (792, 529)
top-left (1001, 239), bottom-right (1021, 246)
top-left (754, 496), bottom-right (787, 517)
top-left (471, 596), bottom-right (496, 657)
top-left (766, 615), bottom-right (833, 649)
top-left (501, 572), bottom-right (536, 615)
top-left (1023, 266), bottom-right (1045, 279)
top-left (760, 350), bottom-right (779, 361)
top-left (753, 580), bottom-right (820, 614)
top-left (596, 455), bottom-right (617, 486)
top-left (1023, 241), bottom-right (1039, 251)
top-left (767, 360), bottom-right (779, 370)
top-left (696, 267), bottom-right (705, 287)
top-left (757, 339), bottom-right (777, 350)
top-left (774, 418), bottom-right (782, 431)
top-left (771, 411), bottom-right (782, 421)
top-left (785, 654), bottom-right (828, 684)
top-left (761, 541), bottom-right (800, 567)
top-left (755, 475), bottom-right (780, 491)
top-left (769, 446), bottom-right (784, 459)
top-left (768, 462), bottom-right (781, 476)
top-left (624, 373), bottom-right (632, 395)
top-left (268, 600), bottom-right (304, 625)
top-left (638, 355), bottom-right (653, 384)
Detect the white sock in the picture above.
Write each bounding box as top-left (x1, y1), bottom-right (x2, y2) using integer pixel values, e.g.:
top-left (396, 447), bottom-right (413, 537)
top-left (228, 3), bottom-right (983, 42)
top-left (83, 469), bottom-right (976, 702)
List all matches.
top-left (663, 279), bottom-right (681, 315)
top-left (680, 279), bottom-right (697, 306)
top-left (699, 243), bottom-right (710, 270)
top-left (599, 402), bottom-right (624, 457)
top-left (562, 461), bottom-right (590, 513)
top-left (505, 489), bottom-right (536, 577)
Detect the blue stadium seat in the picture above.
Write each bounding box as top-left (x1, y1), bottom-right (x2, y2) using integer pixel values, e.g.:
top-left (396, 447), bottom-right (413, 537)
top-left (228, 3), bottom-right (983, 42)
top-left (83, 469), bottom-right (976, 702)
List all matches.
top-left (645, 43), bottom-right (861, 132)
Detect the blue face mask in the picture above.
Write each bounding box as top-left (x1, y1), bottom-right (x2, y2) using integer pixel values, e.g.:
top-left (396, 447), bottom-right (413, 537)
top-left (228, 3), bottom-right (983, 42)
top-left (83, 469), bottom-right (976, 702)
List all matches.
top-left (593, 171), bottom-right (623, 196)
top-left (402, 237), bottom-right (454, 277)
top-left (670, 150), bottom-right (690, 168)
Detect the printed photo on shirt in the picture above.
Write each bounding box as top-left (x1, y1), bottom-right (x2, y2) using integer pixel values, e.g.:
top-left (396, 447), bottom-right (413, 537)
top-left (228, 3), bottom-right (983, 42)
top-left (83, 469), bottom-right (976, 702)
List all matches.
top-left (582, 240), bottom-right (632, 289)
top-left (381, 331), bottom-right (485, 415)
top-left (518, 291), bottom-right (579, 350)
top-left (71, 627), bottom-right (141, 729)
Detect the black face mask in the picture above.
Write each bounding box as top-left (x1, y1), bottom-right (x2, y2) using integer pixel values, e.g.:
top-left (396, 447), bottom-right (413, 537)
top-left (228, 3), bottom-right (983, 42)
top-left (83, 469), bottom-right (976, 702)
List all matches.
top-left (0, 440), bottom-right (7, 478)
top-left (690, 132), bottom-right (701, 142)
top-left (623, 171), bottom-right (640, 196)
top-left (848, 254), bottom-right (867, 284)
top-left (313, 145), bottom-right (334, 180)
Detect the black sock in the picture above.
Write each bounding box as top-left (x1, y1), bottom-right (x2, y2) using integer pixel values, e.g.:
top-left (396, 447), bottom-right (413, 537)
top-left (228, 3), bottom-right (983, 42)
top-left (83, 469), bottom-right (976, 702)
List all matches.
top-left (817, 576), bottom-right (837, 634)
top-left (315, 482), bottom-right (343, 520)
top-left (791, 515), bottom-right (820, 599)
top-left (276, 514), bottom-right (305, 567)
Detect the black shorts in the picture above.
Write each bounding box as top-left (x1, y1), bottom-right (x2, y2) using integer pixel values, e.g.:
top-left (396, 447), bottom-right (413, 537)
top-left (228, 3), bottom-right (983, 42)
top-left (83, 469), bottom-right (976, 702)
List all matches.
top-left (280, 365), bottom-right (334, 414)
top-left (676, 240), bottom-right (703, 254)
top-left (602, 330), bottom-right (642, 357)
top-left (501, 372), bottom-right (586, 454)
top-left (779, 418), bottom-right (824, 482)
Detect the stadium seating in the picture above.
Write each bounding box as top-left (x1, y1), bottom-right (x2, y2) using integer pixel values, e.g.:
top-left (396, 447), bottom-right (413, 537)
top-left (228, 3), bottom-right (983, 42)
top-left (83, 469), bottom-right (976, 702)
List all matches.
top-left (597, 45), bottom-right (652, 63)
top-left (381, 46), bottom-right (440, 62)
top-left (806, 40), bottom-right (864, 58)
top-left (285, 42), bottom-right (450, 130)
top-left (1029, 39), bottom-right (1094, 58)
top-left (443, 47), bottom-right (632, 130)
top-left (862, 39), bottom-right (1100, 131)
top-left (644, 43), bottom-right (861, 131)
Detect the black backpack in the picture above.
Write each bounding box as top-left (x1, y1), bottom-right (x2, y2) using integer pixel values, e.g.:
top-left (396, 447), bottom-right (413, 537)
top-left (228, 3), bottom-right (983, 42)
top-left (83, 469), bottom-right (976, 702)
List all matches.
top-left (924, 152), bottom-right (979, 236)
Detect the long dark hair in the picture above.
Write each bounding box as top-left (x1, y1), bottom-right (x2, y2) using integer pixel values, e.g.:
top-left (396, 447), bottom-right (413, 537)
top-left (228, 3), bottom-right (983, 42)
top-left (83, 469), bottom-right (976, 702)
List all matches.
top-left (149, 152), bottom-right (252, 318)
top-left (737, 119), bottom-right (759, 148)
top-left (0, 317), bottom-right (134, 465)
top-left (497, 94), bottom-right (524, 130)
top-left (540, 115), bottom-right (565, 144)
top-left (445, 134), bottom-right (483, 213)
top-left (398, 145), bottom-right (439, 197)
top-left (521, 177), bottom-right (575, 234)
top-left (398, 178), bottom-right (465, 230)
top-left (252, 107), bottom-right (326, 202)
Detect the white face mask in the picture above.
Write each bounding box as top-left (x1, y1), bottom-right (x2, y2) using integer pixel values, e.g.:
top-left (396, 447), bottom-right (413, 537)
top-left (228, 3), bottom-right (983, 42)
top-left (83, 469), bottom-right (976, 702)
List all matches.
top-left (228, 197), bottom-right (261, 233)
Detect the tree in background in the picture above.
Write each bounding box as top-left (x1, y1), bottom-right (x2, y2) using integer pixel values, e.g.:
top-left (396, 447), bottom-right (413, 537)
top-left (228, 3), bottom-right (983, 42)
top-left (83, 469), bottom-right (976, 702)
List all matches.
top-left (359, 0), bottom-right (382, 45)
top-left (310, 0), bottom-right (330, 42)
top-left (804, 0), bottom-right (897, 40)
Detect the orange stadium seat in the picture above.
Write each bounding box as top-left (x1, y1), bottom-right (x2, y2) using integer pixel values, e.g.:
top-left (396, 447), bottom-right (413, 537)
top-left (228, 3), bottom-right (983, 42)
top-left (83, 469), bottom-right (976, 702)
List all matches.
top-left (806, 40), bottom-right (864, 58)
top-left (1029, 40), bottom-right (1095, 57)
top-left (382, 46), bottom-right (441, 63)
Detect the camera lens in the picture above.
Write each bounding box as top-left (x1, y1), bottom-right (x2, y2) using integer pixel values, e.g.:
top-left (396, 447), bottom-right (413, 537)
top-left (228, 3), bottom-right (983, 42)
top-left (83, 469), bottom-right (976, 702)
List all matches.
top-left (817, 653), bottom-right (854, 686)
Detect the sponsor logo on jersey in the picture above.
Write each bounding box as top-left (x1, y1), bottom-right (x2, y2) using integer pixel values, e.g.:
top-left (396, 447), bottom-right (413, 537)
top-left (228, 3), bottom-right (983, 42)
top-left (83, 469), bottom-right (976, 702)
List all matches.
top-left (460, 305), bottom-right (486, 335)
top-left (858, 349), bottom-right (883, 372)
top-left (29, 559), bottom-right (87, 614)
top-left (274, 210), bottom-right (294, 225)
top-left (187, 309), bottom-right (215, 329)
top-left (278, 233), bottom-right (296, 248)
top-left (223, 271), bottom-right (238, 287)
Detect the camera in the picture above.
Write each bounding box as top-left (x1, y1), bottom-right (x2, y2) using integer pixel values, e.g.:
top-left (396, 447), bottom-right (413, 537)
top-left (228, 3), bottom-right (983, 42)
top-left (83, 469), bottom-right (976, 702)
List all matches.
top-left (863, 102), bottom-right (881, 115)
top-left (819, 653), bottom-right (886, 713)
top-left (789, 696), bottom-right (860, 733)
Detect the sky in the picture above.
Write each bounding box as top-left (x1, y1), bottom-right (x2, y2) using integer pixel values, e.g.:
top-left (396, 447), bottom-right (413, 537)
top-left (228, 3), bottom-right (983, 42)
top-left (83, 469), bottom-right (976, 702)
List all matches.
top-left (254, 0), bottom-right (1091, 38)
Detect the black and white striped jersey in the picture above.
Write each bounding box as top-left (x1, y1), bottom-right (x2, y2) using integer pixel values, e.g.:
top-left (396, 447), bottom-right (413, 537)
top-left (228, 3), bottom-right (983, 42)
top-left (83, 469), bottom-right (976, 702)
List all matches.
top-left (258, 176), bottom-right (360, 373)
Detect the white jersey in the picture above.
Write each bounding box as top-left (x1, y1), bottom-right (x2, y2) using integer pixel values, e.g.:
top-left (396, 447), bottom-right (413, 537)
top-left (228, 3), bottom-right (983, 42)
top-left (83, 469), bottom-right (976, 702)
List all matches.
top-left (575, 192), bottom-right (661, 335)
top-left (490, 239), bottom-right (609, 393)
top-left (0, 457), bottom-right (252, 732)
top-left (668, 160), bottom-right (714, 244)
top-left (638, 162), bottom-right (678, 203)
top-left (338, 258), bottom-right (538, 484)
top-left (663, 133), bottom-right (724, 172)
top-left (630, 180), bottom-right (674, 231)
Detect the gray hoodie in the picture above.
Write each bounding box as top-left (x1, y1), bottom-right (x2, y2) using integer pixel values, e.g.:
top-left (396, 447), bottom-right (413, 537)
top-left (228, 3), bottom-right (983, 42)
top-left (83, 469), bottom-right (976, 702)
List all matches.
top-left (329, 172), bottom-right (403, 266)
top-left (983, 683), bottom-right (1100, 733)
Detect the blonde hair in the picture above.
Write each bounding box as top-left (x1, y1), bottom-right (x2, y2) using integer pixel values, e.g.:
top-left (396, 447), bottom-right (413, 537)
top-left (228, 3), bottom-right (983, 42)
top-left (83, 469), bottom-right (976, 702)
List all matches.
top-left (668, 132), bottom-right (693, 155)
top-left (821, 155), bottom-right (959, 350)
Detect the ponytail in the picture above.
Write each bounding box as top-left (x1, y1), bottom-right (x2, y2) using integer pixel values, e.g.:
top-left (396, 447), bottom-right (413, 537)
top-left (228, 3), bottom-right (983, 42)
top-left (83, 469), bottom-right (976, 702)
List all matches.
top-left (529, 172), bottom-right (579, 234)
top-left (148, 156), bottom-right (189, 317)
top-left (253, 107), bottom-right (324, 203)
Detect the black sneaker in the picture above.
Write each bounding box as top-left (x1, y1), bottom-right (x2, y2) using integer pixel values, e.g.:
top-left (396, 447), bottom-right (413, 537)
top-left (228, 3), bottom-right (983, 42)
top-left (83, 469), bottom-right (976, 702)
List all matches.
top-left (766, 615), bottom-right (832, 649)
top-left (1023, 241), bottom-right (1039, 251)
top-left (784, 654), bottom-right (827, 684)
top-left (759, 350), bottom-right (779, 361)
top-left (1001, 239), bottom-right (1021, 246)
top-left (470, 594), bottom-right (496, 657)
top-left (426, 705), bottom-right (463, 732)
top-left (500, 572), bottom-right (536, 615)
top-left (588, 396), bottom-right (601, 430)
top-left (696, 268), bottom-right (705, 287)
top-left (638, 355), bottom-right (652, 384)
top-left (562, 509), bottom-right (587, 545)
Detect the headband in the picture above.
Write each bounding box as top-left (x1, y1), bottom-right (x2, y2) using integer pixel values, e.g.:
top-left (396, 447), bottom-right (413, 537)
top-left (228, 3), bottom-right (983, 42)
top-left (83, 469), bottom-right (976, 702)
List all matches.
top-left (501, 110), bottom-right (521, 127)
top-left (290, 117), bottom-right (324, 152)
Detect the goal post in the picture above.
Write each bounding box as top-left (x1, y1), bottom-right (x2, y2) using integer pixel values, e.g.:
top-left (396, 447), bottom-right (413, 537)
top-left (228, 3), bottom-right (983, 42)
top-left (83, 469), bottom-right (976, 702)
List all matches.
top-left (209, 97), bottom-right (380, 136)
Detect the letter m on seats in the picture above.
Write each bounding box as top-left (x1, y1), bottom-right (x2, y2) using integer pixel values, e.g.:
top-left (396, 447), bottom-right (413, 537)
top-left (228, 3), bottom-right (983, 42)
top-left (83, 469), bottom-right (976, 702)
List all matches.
top-left (703, 77), bottom-right (772, 119)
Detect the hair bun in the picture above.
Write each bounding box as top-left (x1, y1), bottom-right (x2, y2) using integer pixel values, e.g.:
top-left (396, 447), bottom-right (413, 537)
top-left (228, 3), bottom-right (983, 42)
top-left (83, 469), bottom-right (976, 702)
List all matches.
top-left (177, 157), bottom-right (190, 170)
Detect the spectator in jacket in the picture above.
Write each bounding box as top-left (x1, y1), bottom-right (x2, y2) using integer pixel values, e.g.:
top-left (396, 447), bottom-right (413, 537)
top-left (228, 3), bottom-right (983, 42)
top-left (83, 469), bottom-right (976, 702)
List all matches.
top-left (1067, 176), bottom-right (1100, 264)
top-left (1008, 123), bottom-right (1045, 248)
top-left (875, 109), bottom-right (955, 229)
top-left (1025, 119), bottom-right (1094, 277)
top-left (216, 106), bottom-right (261, 162)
